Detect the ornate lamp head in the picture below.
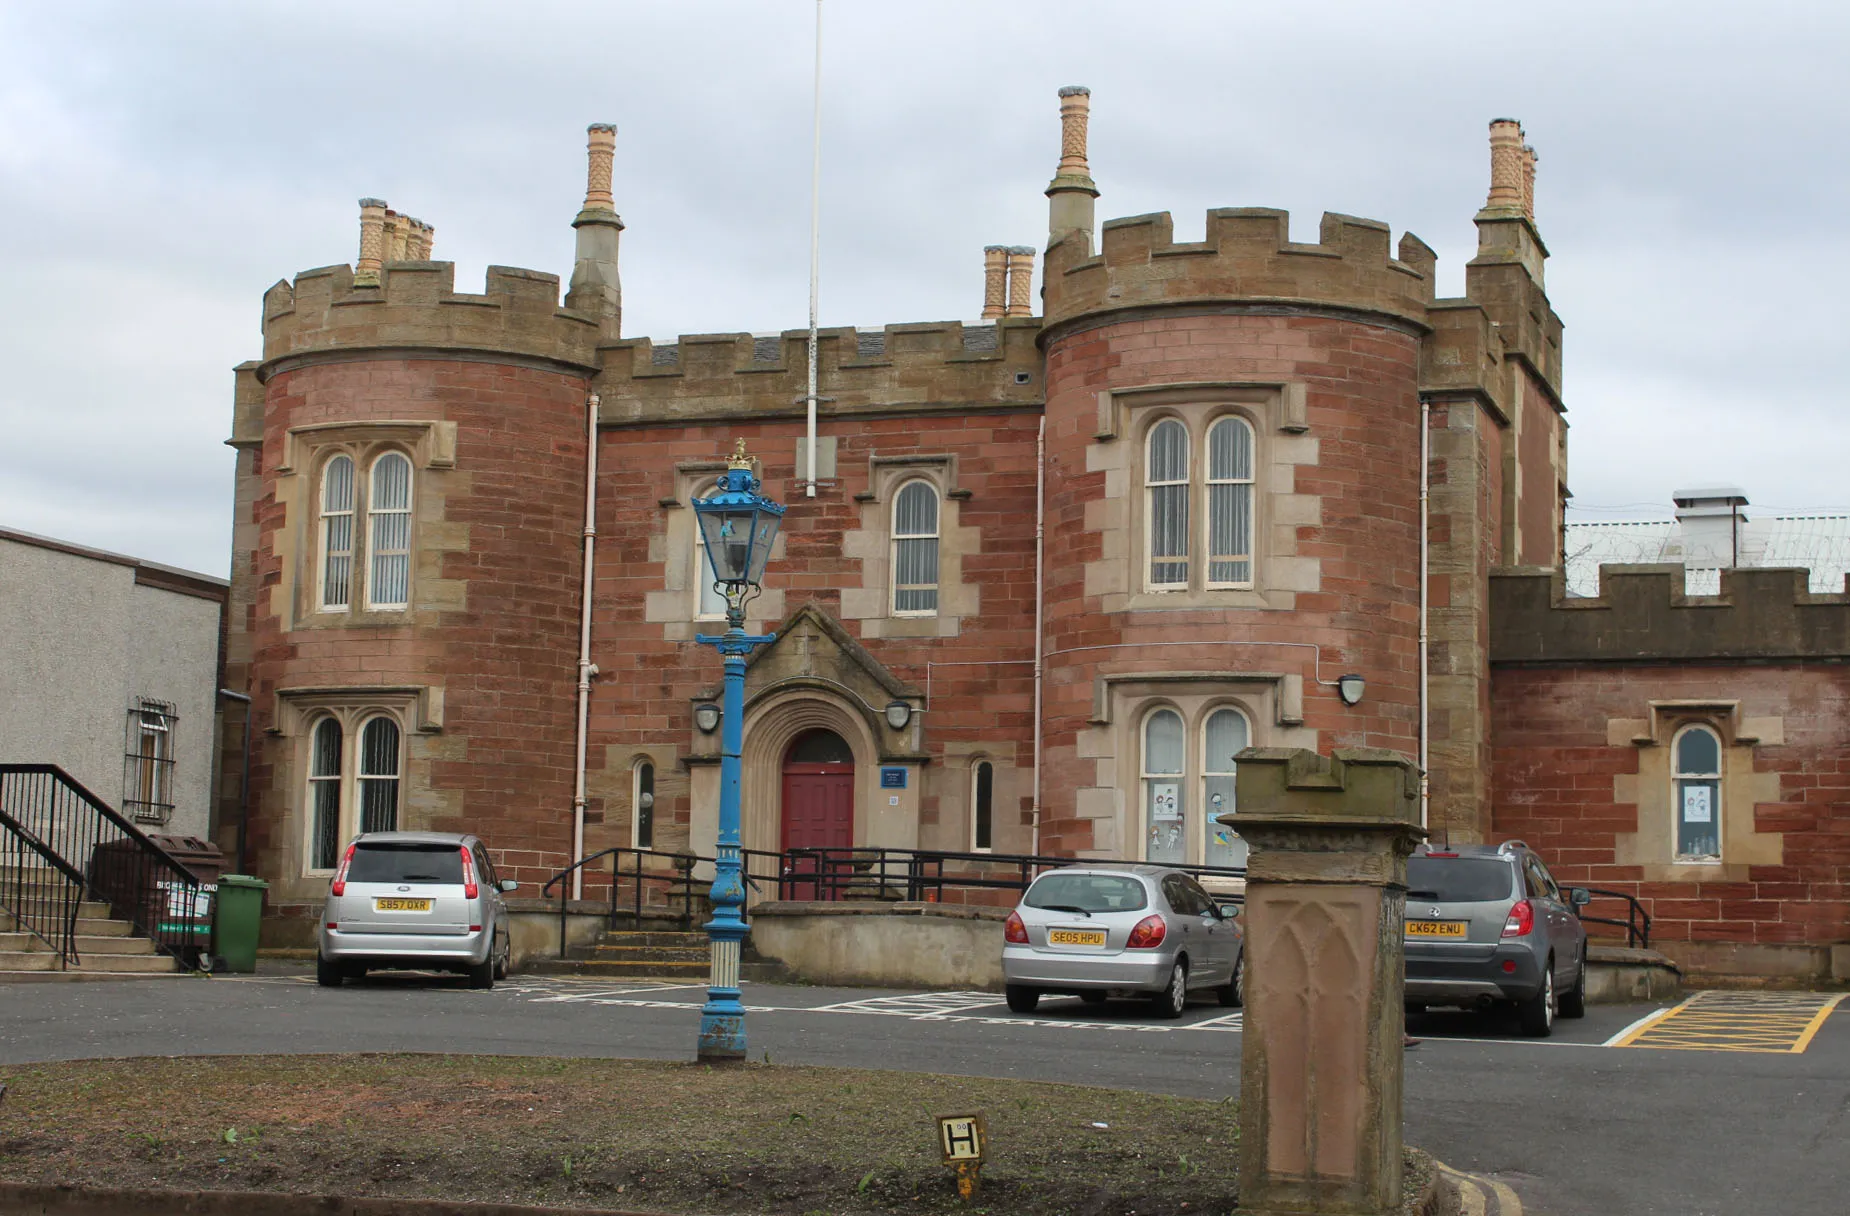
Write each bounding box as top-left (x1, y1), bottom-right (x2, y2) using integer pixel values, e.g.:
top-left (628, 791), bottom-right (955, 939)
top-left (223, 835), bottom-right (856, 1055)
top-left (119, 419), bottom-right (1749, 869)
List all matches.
top-left (692, 441), bottom-right (786, 621)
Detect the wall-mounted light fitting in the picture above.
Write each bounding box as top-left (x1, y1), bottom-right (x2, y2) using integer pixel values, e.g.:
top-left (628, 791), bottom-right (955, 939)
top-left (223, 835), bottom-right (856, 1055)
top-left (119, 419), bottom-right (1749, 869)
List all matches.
top-left (693, 703), bottom-right (721, 733)
top-left (884, 699), bottom-right (913, 730)
top-left (1337, 674), bottom-right (1366, 707)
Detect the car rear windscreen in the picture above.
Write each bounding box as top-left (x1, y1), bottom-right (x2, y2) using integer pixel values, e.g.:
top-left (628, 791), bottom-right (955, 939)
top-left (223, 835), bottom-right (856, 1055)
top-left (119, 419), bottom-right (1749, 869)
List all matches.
top-left (1406, 857), bottom-right (1515, 903)
top-left (1025, 873), bottom-right (1148, 913)
top-left (347, 843), bottom-right (464, 885)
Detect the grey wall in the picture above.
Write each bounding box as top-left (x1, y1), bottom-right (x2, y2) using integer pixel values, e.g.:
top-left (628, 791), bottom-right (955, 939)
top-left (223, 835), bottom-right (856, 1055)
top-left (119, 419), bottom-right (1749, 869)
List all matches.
top-left (0, 536), bottom-right (223, 839)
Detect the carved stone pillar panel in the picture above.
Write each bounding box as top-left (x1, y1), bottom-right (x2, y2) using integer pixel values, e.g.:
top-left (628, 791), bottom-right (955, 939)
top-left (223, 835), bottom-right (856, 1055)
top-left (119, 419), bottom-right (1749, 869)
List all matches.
top-left (1227, 747), bottom-right (1423, 1216)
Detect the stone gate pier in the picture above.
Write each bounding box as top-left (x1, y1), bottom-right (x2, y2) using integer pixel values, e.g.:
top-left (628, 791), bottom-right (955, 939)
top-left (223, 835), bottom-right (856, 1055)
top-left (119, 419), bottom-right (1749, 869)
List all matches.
top-left (1228, 747), bottom-right (1424, 1216)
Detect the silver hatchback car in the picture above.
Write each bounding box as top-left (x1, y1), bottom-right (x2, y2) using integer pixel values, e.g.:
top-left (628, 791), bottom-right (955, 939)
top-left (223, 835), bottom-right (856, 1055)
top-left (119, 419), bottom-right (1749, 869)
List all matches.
top-left (317, 832), bottom-right (518, 989)
top-left (1403, 840), bottom-right (1590, 1037)
top-left (1002, 865), bottom-right (1244, 1018)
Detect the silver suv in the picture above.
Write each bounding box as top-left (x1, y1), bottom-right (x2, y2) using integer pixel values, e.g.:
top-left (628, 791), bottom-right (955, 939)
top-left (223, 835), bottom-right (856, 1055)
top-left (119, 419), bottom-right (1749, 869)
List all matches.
top-left (317, 832), bottom-right (517, 989)
top-left (1403, 840), bottom-right (1589, 1037)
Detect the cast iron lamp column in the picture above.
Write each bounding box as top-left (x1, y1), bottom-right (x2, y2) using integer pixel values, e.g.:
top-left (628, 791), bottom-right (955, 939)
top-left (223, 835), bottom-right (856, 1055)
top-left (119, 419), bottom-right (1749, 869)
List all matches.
top-left (691, 442), bottom-right (785, 1063)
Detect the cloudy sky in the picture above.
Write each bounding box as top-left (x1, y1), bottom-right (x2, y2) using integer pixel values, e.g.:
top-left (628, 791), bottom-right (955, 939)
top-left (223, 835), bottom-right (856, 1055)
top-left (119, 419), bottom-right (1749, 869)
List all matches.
top-left (2, 1), bottom-right (1845, 577)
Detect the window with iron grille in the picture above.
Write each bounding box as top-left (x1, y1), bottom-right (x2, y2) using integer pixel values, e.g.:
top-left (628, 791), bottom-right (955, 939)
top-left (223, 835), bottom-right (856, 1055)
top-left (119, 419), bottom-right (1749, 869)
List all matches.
top-left (123, 699), bottom-right (177, 825)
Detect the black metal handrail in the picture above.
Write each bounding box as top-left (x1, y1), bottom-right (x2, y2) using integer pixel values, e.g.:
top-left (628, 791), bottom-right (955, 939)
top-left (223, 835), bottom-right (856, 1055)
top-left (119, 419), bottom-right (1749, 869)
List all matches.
top-left (0, 764), bottom-right (214, 970)
top-left (1577, 886), bottom-right (1653, 950)
top-left (0, 805), bottom-right (87, 968)
top-left (543, 843), bottom-right (1246, 957)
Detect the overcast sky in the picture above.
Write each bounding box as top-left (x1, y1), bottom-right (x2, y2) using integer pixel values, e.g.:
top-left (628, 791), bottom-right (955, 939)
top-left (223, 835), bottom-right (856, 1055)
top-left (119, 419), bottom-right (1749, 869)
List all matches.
top-left (3, 1), bottom-right (1846, 578)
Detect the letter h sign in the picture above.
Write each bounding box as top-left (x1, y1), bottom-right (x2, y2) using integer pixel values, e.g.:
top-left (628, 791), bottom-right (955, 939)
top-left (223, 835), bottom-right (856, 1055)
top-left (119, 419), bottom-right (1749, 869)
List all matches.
top-left (937, 1112), bottom-right (986, 1163)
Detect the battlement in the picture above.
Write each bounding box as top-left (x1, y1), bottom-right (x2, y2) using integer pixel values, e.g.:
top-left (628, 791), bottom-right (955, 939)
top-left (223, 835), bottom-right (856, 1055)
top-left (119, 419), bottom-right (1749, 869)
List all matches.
top-left (1491, 564), bottom-right (1850, 665)
top-left (259, 260), bottom-right (602, 375)
top-left (1041, 207), bottom-right (1437, 335)
top-left (592, 319), bottom-right (1043, 426)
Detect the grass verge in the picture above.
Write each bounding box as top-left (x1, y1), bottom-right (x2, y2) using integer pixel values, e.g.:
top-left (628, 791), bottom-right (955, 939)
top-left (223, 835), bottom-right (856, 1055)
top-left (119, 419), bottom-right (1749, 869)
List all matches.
top-left (0, 1054), bottom-right (1433, 1215)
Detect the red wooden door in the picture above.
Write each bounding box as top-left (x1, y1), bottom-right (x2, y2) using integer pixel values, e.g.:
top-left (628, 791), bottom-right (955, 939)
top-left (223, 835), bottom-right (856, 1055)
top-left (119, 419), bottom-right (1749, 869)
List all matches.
top-left (782, 762), bottom-right (853, 899)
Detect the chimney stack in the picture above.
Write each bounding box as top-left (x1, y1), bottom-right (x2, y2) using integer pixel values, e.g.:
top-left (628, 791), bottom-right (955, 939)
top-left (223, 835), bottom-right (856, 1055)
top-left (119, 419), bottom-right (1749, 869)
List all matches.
top-left (981, 246), bottom-right (1007, 319)
top-left (1521, 144), bottom-right (1538, 223)
top-left (1045, 86), bottom-right (1099, 252)
top-left (355, 198), bottom-right (387, 286)
top-left (567, 122), bottom-right (624, 330)
top-left (1485, 118), bottom-right (1525, 213)
top-left (1005, 246), bottom-right (1035, 318)
top-left (384, 209), bottom-right (409, 262)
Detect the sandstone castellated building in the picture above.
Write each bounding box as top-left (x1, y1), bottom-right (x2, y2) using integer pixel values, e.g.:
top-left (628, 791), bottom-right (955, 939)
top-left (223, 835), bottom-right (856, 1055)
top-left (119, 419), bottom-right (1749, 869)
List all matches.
top-left (224, 93), bottom-right (1849, 982)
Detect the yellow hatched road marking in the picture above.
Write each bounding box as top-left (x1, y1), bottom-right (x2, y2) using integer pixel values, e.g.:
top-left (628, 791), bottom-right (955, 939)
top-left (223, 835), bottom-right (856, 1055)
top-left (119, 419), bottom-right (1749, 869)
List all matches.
top-left (1612, 990), bottom-right (1846, 1053)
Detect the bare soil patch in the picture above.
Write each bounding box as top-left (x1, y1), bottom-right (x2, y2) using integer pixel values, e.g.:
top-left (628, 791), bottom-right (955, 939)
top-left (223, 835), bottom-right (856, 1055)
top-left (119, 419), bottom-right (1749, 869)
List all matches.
top-left (0, 1054), bottom-right (1434, 1215)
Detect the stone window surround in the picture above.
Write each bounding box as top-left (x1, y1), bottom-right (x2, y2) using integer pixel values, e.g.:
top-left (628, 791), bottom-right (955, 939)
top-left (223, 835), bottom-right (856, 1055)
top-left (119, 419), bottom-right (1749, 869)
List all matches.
top-left (1072, 671), bottom-right (1318, 859)
top-left (842, 454), bottom-right (978, 639)
top-left (1085, 382), bottom-right (1320, 613)
top-left (271, 685), bottom-right (440, 876)
top-left (1609, 698), bottom-right (1784, 882)
top-left (646, 459), bottom-right (787, 640)
top-left (936, 742), bottom-right (1022, 856)
top-left (273, 419), bottom-right (458, 630)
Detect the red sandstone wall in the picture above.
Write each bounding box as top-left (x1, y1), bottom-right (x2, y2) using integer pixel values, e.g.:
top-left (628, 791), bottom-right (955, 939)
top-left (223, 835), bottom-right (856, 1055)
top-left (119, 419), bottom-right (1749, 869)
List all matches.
top-left (1514, 367), bottom-right (1562, 568)
top-left (587, 412), bottom-right (1042, 857)
top-left (1038, 312), bottom-right (1424, 855)
top-left (244, 358), bottom-right (590, 897)
top-left (1491, 663), bottom-right (1850, 950)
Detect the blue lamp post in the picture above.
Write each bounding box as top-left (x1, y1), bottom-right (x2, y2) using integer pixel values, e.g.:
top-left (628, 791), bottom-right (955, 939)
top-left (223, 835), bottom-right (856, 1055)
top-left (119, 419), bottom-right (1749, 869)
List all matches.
top-left (690, 440), bottom-right (785, 1063)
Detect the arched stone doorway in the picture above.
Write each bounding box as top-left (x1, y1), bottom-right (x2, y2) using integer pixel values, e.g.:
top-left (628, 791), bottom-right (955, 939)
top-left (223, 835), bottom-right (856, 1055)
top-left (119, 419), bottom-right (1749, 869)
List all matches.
top-left (781, 729), bottom-right (854, 852)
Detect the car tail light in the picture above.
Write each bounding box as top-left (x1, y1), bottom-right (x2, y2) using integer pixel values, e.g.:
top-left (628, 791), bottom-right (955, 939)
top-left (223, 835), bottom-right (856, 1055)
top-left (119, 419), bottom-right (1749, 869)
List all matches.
top-left (1502, 899), bottom-right (1534, 938)
top-left (329, 843), bottom-right (356, 896)
top-left (1003, 911), bottom-right (1029, 944)
top-left (1126, 914), bottom-right (1167, 949)
top-left (460, 846), bottom-right (479, 899)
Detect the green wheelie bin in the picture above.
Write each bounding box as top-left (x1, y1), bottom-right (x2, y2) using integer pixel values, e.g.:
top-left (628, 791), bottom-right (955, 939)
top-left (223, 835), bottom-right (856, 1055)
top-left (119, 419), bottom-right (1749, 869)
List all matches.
top-left (211, 874), bottom-right (269, 973)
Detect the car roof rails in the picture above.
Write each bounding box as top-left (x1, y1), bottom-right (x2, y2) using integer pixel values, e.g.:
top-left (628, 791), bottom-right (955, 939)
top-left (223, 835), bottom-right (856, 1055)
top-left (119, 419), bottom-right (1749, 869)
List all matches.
top-left (1495, 839), bottom-right (1530, 855)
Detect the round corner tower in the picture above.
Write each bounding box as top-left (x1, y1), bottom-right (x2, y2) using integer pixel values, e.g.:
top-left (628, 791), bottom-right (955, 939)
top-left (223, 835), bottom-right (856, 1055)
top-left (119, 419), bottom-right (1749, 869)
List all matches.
top-left (1032, 86), bottom-right (1436, 862)
top-left (229, 160), bottom-right (620, 912)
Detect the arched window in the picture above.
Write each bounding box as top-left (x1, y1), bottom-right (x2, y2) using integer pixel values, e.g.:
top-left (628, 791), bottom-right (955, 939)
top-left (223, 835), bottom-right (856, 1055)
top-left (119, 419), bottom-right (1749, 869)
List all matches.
top-left (1202, 707), bottom-right (1249, 868)
top-left (633, 760), bottom-right (656, 850)
top-left (971, 761), bottom-right (994, 852)
top-left (357, 716), bottom-right (401, 834)
top-left (1142, 708), bottom-right (1186, 863)
top-left (892, 480), bottom-right (941, 614)
top-left (693, 476), bottom-right (729, 619)
top-left (1673, 725), bottom-right (1722, 860)
top-left (1146, 420), bottom-right (1190, 589)
top-left (319, 455), bottom-right (355, 611)
top-left (1205, 416), bottom-right (1254, 588)
top-left (367, 452), bottom-right (413, 610)
top-left (309, 718), bottom-right (344, 869)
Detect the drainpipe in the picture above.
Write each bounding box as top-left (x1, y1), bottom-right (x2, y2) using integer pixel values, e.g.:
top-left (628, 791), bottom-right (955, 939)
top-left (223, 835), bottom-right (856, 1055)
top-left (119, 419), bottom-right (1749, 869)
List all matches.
top-left (571, 393), bottom-right (600, 900)
top-left (1031, 417), bottom-right (1046, 854)
top-left (1419, 400), bottom-right (1430, 831)
top-left (217, 689), bottom-right (252, 875)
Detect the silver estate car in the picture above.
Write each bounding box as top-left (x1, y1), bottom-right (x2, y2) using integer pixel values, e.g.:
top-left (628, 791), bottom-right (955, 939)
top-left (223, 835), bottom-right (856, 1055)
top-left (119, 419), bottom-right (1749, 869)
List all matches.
top-left (317, 832), bottom-right (518, 989)
top-left (1403, 840), bottom-right (1590, 1037)
top-left (1002, 865), bottom-right (1244, 1018)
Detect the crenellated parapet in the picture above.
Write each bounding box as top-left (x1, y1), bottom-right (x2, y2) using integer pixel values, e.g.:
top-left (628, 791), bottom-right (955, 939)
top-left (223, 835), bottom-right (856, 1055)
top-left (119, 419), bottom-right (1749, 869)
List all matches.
top-left (593, 318), bottom-right (1043, 425)
top-left (1491, 565), bottom-right (1850, 665)
top-left (1040, 207), bottom-right (1436, 337)
top-left (259, 260), bottom-right (602, 377)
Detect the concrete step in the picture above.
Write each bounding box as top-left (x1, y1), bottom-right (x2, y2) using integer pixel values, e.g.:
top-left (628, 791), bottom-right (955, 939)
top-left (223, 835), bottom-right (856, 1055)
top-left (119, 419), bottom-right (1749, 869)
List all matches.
top-left (0, 898), bottom-right (114, 922)
top-left (588, 945), bottom-right (710, 962)
top-left (530, 958), bottom-right (710, 979)
top-left (0, 951), bottom-right (58, 972)
top-left (71, 934), bottom-right (158, 955)
top-left (75, 916), bottom-right (132, 937)
top-left (594, 931), bottom-right (711, 948)
top-left (71, 952), bottom-right (180, 974)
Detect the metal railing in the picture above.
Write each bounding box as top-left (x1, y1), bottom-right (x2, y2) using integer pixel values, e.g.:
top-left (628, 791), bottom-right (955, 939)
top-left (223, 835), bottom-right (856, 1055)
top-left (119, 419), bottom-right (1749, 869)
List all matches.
top-left (1577, 886), bottom-right (1653, 950)
top-left (0, 765), bottom-right (214, 970)
top-left (543, 843), bottom-right (1246, 957)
